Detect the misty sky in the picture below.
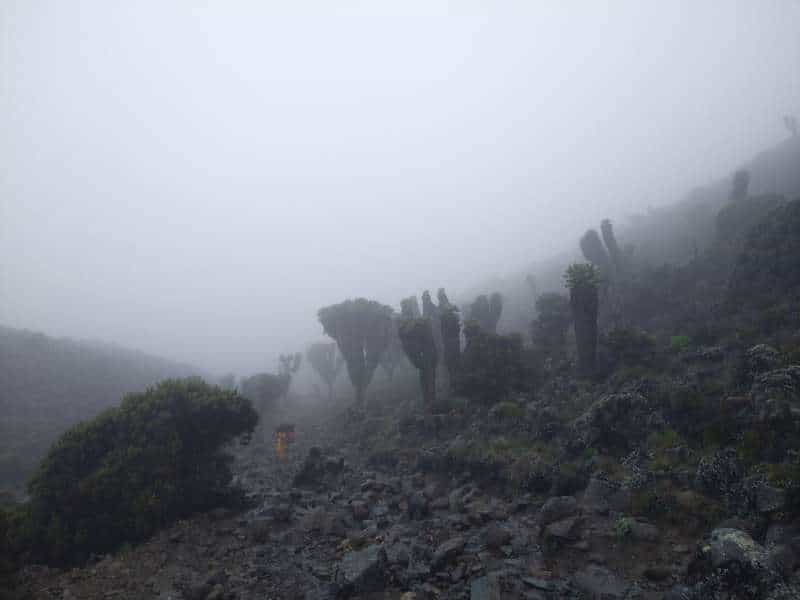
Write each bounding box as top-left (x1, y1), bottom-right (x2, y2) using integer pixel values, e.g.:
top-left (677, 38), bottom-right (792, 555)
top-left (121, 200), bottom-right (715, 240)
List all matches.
top-left (2, 1), bottom-right (799, 375)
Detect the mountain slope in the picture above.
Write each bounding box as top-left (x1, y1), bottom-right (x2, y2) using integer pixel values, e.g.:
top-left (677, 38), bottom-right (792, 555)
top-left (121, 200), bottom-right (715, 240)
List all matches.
top-left (0, 326), bottom-right (203, 487)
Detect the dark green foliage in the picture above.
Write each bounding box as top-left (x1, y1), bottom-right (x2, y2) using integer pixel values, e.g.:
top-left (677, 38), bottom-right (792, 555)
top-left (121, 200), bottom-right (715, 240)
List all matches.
top-left (318, 298), bottom-right (393, 405)
top-left (307, 342), bottom-right (343, 400)
top-left (18, 378), bottom-right (257, 566)
top-left (600, 328), bottom-right (656, 368)
top-left (579, 229), bottom-right (612, 277)
top-left (421, 290), bottom-right (443, 353)
top-left (398, 317), bottom-right (438, 408)
top-left (531, 292), bottom-right (572, 358)
top-left (715, 193), bottom-right (783, 244)
top-left (239, 372), bottom-right (288, 415)
top-left (468, 292), bottom-right (503, 333)
top-left (728, 198), bottom-right (800, 310)
top-left (458, 321), bottom-right (525, 402)
top-left (565, 264), bottom-right (600, 376)
top-left (0, 326), bottom-right (198, 486)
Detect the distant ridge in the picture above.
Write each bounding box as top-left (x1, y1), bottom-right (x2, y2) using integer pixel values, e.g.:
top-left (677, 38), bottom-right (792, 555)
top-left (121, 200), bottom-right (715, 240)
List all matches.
top-left (0, 325), bottom-right (205, 487)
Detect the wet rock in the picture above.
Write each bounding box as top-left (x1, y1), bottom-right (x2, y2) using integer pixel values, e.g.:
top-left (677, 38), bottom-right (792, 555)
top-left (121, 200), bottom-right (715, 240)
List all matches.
top-left (334, 544), bottom-right (388, 597)
top-left (643, 565), bottom-right (671, 581)
top-left (408, 491), bottom-right (429, 520)
top-left (544, 516), bottom-right (580, 541)
top-left (572, 564), bottom-right (629, 599)
top-left (249, 519), bottom-right (271, 544)
top-left (703, 528), bottom-right (769, 571)
top-left (581, 477), bottom-right (630, 514)
top-left (432, 536), bottom-right (466, 569)
top-left (205, 584), bottom-right (224, 600)
top-left (301, 506), bottom-right (349, 536)
top-left (294, 447), bottom-right (331, 488)
top-left (628, 520), bottom-right (660, 542)
top-left (538, 496), bottom-right (578, 525)
top-left (485, 523), bottom-right (512, 549)
top-left (351, 500), bottom-right (370, 521)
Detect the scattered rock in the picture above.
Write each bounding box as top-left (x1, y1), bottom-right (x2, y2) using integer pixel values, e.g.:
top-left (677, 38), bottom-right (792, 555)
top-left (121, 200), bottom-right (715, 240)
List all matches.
top-left (573, 564), bottom-right (629, 599)
top-left (335, 544), bottom-right (388, 597)
top-left (539, 496), bottom-right (578, 525)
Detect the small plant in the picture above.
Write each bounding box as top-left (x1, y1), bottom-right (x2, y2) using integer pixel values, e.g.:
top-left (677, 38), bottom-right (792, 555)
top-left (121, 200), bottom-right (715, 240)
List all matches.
top-left (670, 335), bottom-right (691, 352)
top-left (615, 516), bottom-right (634, 540)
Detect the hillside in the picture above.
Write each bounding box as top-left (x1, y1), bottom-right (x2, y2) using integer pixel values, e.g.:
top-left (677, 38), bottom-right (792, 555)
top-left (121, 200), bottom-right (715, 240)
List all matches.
top-left (468, 134), bottom-right (800, 336)
top-left (0, 326), bottom-right (202, 488)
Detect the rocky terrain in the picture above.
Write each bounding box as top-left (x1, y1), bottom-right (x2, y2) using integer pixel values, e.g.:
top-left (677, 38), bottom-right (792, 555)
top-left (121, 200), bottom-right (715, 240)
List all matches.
top-left (13, 344), bottom-right (800, 600)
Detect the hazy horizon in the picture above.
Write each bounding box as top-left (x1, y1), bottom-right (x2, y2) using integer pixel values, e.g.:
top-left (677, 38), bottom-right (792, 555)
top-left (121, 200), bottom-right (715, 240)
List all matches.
top-left (2, 1), bottom-right (799, 374)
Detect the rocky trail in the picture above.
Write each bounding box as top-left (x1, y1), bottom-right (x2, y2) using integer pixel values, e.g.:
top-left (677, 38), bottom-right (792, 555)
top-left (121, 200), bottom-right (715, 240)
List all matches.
top-left (12, 393), bottom-right (799, 599)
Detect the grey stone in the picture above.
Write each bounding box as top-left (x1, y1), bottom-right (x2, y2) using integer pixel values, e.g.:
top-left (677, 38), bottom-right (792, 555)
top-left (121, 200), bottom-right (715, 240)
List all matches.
top-left (573, 564), bottom-right (629, 599)
top-left (539, 496), bottom-right (578, 525)
top-left (335, 544), bottom-right (388, 597)
top-left (432, 536), bottom-right (466, 568)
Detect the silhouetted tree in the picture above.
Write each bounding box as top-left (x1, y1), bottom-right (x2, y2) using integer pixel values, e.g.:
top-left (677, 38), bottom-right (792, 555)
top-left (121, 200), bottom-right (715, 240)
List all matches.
top-left (306, 342), bottom-right (343, 401)
top-left (531, 292), bottom-right (572, 358)
top-left (579, 229), bottom-right (612, 278)
top-left (400, 295), bottom-right (421, 319)
top-left (318, 298), bottom-right (393, 406)
top-left (277, 352), bottom-right (302, 401)
top-left (600, 219), bottom-right (623, 274)
top-left (468, 293), bottom-right (503, 333)
top-left (438, 288), bottom-right (461, 388)
top-left (565, 263), bottom-right (600, 376)
top-left (458, 321), bottom-right (525, 402)
top-left (237, 372), bottom-right (287, 440)
top-left (398, 317), bottom-right (438, 410)
top-left (422, 289), bottom-right (443, 353)
top-left (379, 315), bottom-right (406, 382)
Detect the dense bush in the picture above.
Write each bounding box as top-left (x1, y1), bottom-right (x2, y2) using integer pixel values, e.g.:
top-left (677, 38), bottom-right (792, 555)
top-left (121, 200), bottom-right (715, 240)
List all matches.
top-left (457, 321), bottom-right (526, 402)
top-left (10, 378), bottom-right (257, 566)
top-left (600, 328), bottom-right (656, 368)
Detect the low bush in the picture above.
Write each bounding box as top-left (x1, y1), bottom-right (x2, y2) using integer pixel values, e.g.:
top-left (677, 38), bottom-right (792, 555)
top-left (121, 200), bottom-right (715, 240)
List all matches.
top-left (7, 378), bottom-right (257, 566)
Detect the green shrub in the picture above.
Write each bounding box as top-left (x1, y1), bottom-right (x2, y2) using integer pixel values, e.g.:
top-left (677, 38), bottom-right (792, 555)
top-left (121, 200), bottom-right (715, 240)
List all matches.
top-left (670, 335), bottom-right (691, 352)
top-left (20, 378), bottom-right (257, 565)
top-left (457, 321), bottom-right (526, 402)
top-left (601, 328), bottom-right (656, 367)
top-left (615, 516), bottom-right (633, 540)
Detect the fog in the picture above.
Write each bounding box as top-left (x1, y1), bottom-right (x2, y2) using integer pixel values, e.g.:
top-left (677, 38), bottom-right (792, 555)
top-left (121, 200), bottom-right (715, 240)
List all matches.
top-left (2, 1), bottom-right (799, 375)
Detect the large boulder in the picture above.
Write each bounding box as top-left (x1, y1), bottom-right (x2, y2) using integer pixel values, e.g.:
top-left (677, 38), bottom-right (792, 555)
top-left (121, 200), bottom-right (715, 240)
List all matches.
top-left (572, 565), bottom-right (629, 599)
top-left (334, 544), bottom-right (388, 597)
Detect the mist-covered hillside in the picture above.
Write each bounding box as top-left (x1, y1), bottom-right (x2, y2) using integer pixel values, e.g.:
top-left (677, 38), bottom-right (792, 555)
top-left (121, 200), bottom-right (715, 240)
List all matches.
top-left (470, 134), bottom-right (800, 336)
top-left (0, 326), bottom-right (202, 487)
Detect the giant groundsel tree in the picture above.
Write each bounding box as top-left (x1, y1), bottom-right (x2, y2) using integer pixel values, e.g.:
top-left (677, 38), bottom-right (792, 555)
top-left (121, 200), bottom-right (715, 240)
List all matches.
top-left (318, 298), bottom-right (393, 406)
